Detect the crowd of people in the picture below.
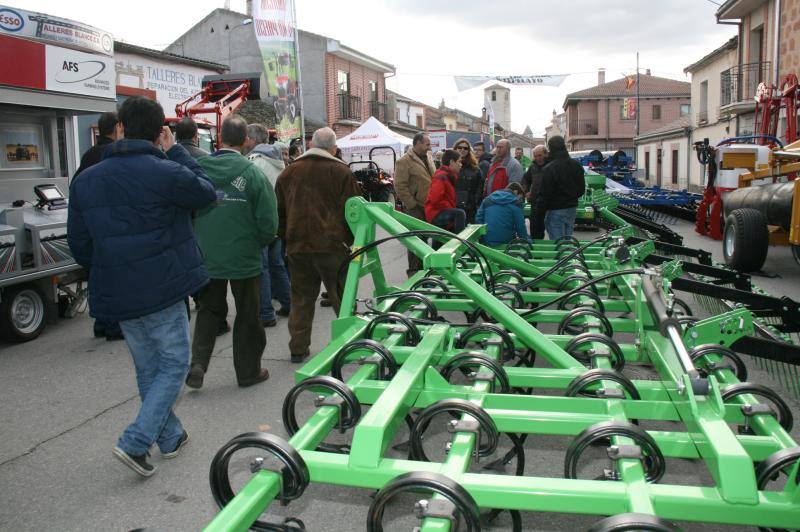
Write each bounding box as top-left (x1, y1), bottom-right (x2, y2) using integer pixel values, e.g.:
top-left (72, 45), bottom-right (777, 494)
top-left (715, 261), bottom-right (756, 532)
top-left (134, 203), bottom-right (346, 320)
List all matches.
top-left (394, 132), bottom-right (586, 275)
top-left (66, 97), bottom-right (585, 478)
top-left (67, 97), bottom-right (360, 477)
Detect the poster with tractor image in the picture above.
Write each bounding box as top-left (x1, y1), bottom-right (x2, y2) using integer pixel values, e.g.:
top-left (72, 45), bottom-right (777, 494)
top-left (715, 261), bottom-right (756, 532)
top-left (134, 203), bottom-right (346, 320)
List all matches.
top-left (252, 0), bottom-right (301, 143)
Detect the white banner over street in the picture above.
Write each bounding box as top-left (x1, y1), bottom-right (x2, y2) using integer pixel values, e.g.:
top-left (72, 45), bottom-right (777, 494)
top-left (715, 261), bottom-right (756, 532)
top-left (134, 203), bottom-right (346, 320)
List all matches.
top-left (454, 74), bottom-right (568, 91)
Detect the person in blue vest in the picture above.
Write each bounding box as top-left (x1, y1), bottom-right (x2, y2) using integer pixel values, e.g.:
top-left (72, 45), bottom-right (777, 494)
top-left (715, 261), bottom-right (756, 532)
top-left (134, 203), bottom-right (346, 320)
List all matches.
top-left (475, 182), bottom-right (531, 246)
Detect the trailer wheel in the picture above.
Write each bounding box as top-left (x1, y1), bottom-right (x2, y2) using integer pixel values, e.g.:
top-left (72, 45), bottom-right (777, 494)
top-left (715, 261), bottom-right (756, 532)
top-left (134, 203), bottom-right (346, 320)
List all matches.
top-left (723, 208), bottom-right (768, 272)
top-left (0, 284), bottom-right (47, 342)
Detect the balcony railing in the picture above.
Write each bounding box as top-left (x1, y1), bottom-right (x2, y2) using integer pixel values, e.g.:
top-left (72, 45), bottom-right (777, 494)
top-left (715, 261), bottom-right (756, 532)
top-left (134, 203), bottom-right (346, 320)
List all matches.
top-left (568, 118), bottom-right (599, 136)
top-left (369, 100), bottom-right (387, 123)
top-left (720, 61), bottom-right (771, 107)
top-left (338, 92), bottom-right (361, 121)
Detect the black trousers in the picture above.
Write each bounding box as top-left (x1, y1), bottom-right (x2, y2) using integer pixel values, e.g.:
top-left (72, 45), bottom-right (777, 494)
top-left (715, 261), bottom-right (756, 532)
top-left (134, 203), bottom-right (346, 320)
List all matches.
top-left (530, 206), bottom-right (546, 240)
top-left (191, 276), bottom-right (266, 385)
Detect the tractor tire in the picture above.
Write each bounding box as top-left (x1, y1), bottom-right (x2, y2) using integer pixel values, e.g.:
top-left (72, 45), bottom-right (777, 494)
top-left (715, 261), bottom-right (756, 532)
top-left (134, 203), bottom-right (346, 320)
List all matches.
top-left (0, 284), bottom-right (47, 342)
top-left (723, 208), bottom-right (768, 272)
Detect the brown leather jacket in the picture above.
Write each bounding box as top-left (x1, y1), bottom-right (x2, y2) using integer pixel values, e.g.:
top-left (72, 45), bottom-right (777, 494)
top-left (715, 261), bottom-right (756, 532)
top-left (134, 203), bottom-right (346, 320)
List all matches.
top-left (275, 148), bottom-right (362, 255)
top-left (394, 149), bottom-right (435, 211)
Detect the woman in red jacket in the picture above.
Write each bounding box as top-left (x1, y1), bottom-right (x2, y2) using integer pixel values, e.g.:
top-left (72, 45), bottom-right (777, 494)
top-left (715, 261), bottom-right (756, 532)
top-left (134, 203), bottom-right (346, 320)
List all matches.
top-left (425, 149), bottom-right (467, 235)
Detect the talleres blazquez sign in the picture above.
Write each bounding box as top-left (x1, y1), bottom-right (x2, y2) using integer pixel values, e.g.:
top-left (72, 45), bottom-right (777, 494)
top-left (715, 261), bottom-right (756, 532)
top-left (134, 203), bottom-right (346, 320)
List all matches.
top-left (0, 4), bottom-right (113, 56)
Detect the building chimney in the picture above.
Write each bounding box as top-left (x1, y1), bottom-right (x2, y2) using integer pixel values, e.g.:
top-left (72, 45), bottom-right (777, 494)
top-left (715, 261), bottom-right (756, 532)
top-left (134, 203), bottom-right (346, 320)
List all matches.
top-left (224, 0), bottom-right (230, 9)
top-left (598, 68), bottom-right (605, 86)
top-left (246, 0), bottom-right (252, 16)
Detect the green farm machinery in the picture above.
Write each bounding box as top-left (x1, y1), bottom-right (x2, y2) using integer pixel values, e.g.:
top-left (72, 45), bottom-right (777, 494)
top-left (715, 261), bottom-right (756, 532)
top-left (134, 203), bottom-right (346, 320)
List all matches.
top-left (203, 195), bottom-right (800, 531)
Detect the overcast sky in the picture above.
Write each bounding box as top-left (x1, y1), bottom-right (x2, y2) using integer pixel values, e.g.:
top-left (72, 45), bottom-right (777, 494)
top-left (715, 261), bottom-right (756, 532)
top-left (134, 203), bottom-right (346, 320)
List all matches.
top-left (19, 0), bottom-right (736, 134)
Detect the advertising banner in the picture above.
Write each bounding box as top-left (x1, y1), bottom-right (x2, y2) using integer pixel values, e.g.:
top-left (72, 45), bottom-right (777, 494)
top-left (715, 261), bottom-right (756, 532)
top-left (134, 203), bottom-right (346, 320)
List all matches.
top-left (251, 0), bottom-right (302, 143)
top-left (429, 130), bottom-right (447, 152)
top-left (454, 74), bottom-right (568, 91)
top-left (622, 97), bottom-right (637, 120)
top-left (0, 4), bottom-right (113, 56)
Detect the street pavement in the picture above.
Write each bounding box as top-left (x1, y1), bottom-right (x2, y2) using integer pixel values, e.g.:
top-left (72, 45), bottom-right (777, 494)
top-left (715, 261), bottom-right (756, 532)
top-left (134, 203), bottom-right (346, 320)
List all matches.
top-left (1, 220), bottom-right (798, 531)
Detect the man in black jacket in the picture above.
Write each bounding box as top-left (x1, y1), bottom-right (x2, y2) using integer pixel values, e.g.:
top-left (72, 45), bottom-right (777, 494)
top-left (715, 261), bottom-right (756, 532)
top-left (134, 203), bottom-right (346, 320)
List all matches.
top-left (75, 112), bottom-right (122, 177)
top-left (175, 117), bottom-right (210, 159)
top-left (74, 111), bottom-right (124, 340)
top-left (538, 136), bottom-right (585, 240)
top-left (521, 144), bottom-right (548, 239)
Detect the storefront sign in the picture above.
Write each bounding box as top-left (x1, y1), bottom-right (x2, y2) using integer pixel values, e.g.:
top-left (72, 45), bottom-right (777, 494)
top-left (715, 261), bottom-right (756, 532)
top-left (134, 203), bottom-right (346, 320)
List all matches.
top-left (0, 33), bottom-right (115, 99)
top-left (0, 4), bottom-right (113, 56)
top-left (115, 52), bottom-right (220, 117)
top-left (45, 44), bottom-right (115, 98)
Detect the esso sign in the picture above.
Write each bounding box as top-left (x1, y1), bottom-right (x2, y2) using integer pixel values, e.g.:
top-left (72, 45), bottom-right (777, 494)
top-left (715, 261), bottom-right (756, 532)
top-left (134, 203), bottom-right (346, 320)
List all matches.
top-left (0, 8), bottom-right (24, 32)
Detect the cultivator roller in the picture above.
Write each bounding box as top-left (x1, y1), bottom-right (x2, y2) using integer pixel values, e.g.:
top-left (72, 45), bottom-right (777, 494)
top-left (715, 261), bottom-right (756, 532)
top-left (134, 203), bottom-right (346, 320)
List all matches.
top-left (205, 197), bottom-right (800, 531)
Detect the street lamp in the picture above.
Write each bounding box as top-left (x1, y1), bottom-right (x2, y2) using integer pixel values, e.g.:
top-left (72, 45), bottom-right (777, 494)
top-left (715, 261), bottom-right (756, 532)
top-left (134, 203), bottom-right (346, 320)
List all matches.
top-left (227, 18), bottom-right (253, 70)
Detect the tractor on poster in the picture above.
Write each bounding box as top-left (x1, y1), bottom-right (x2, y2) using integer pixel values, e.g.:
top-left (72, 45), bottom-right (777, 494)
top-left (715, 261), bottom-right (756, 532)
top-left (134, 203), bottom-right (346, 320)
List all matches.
top-left (265, 52), bottom-right (299, 124)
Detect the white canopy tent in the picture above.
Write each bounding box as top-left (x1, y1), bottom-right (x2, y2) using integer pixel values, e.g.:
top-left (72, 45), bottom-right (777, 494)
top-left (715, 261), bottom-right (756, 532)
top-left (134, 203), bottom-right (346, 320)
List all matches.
top-left (336, 117), bottom-right (413, 173)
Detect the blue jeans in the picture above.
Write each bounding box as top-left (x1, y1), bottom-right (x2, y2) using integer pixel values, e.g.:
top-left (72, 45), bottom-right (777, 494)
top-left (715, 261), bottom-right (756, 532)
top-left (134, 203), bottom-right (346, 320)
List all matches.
top-left (545, 207), bottom-right (577, 241)
top-left (260, 238), bottom-right (291, 321)
top-left (117, 300), bottom-right (189, 456)
top-left (431, 208), bottom-right (467, 234)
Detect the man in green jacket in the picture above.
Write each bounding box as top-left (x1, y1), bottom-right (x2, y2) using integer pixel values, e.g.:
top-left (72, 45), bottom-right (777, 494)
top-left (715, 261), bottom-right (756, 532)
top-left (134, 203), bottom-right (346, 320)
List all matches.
top-left (187, 116), bottom-right (278, 389)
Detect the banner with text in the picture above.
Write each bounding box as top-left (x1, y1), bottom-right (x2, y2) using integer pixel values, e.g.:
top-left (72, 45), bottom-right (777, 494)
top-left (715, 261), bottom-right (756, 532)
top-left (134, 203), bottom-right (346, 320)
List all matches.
top-left (454, 74), bottom-right (568, 91)
top-left (115, 52), bottom-right (220, 117)
top-left (622, 97), bottom-right (637, 120)
top-left (252, 0), bottom-right (301, 143)
top-left (0, 4), bottom-right (113, 56)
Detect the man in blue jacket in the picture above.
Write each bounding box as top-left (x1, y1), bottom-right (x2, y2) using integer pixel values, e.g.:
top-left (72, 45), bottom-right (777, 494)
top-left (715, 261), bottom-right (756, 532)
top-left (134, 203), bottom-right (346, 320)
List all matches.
top-left (68, 97), bottom-right (216, 477)
top-left (475, 182), bottom-right (532, 246)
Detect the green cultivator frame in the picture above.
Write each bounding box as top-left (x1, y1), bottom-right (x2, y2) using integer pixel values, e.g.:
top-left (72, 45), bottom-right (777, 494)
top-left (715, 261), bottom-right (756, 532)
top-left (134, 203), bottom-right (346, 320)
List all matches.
top-left (205, 197), bottom-right (800, 531)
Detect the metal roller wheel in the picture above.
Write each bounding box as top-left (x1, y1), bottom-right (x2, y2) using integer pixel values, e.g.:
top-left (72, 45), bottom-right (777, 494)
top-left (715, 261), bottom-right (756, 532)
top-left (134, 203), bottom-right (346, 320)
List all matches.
top-left (587, 512), bottom-right (680, 532)
top-left (564, 420), bottom-right (666, 483)
top-left (331, 339), bottom-right (399, 381)
top-left (558, 307), bottom-right (614, 337)
top-left (365, 472), bottom-right (482, 532)
top-left (565, 368), bottom-right (640, 400)
top-left (440, 352), bottom-right (511, 393)
top-left (721, 382), bottom-right (793, 433)
top-left (363, 312), bottom-right (421, 346)
top-left (689, 344), bottom-right (747, 381)
top-left (209, 432), bottom-right (309, 531)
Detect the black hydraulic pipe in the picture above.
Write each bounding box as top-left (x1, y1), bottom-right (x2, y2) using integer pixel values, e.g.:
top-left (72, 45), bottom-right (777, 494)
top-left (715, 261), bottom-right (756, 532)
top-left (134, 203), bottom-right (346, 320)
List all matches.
top-left (641, 277), bottom-right (681, 337)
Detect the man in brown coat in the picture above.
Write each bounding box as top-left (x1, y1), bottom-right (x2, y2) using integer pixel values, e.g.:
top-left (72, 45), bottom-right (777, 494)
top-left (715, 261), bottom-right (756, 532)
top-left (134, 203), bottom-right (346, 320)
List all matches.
top-left (394, 133), bottom-right (435, 276)
top-left (275, 127), bottom-right (362, 363)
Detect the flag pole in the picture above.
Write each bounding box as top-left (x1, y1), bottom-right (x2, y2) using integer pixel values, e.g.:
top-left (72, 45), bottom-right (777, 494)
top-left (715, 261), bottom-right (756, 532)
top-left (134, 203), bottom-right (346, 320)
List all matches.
top-left (291, 0), bottom-right (306, 151)
top-left (635, 51), bottom-right (640, 138)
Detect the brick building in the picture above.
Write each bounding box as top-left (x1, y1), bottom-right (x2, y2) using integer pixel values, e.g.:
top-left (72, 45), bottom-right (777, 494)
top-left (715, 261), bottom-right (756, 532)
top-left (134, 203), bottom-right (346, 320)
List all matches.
top-left (715, 0), bottom-right (800, 139)
top-left (563, 72), bottom-right (691, 153)
top-left (166, 8), bottom-right (394, 137)
top-left (323, 40), bottom-right (394, 136)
